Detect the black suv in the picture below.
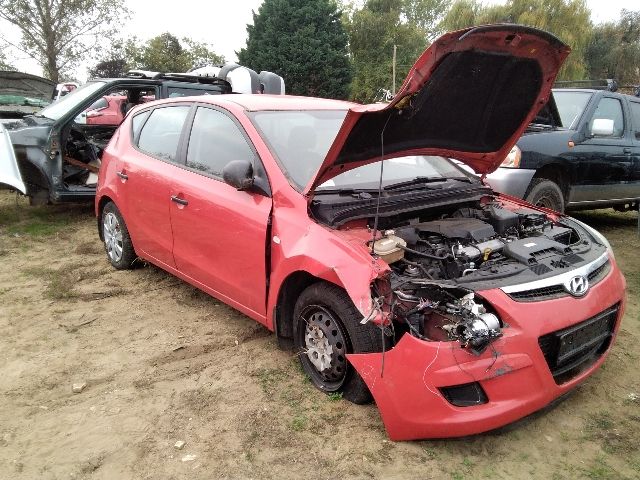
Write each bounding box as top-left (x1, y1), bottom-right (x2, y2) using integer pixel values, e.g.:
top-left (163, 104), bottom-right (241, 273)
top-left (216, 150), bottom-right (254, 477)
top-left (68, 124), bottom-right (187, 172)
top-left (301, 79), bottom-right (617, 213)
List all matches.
top-left (1, 72), bottom-right (234, 204)
top-left (484, 83), bottom-right (640, 213)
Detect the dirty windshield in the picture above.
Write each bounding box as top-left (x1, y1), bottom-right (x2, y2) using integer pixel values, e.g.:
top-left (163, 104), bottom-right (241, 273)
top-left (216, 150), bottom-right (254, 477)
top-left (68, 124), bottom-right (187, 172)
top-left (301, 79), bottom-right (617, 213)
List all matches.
top-left (552, 90), bottom-right (593, 129)
top-left (316, 156), bottom-right (472, 191)
top-left (249, 110), bottom-right (347, 189)
top-left (39, 81), bottom-right (106, 121)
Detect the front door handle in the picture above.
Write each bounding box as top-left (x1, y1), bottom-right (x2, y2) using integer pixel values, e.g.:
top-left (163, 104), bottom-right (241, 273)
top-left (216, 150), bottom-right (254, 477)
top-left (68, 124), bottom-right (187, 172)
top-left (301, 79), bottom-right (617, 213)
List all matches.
top-left (170, 195), bottom-right (188, 206)
top-left (623, 147), bottom-right (631, 154)
top-left (116, 171), bottom-right (128, 180)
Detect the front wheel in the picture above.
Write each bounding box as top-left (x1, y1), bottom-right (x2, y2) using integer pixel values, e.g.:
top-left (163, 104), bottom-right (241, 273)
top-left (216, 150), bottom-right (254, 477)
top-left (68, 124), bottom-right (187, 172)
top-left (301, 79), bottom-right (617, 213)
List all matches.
top-left (101, 201), bottom-right (136, 270)
top-left (525, 178), bottom-right (565, 213)
top-left (293, 282), bottom-right (383, 404)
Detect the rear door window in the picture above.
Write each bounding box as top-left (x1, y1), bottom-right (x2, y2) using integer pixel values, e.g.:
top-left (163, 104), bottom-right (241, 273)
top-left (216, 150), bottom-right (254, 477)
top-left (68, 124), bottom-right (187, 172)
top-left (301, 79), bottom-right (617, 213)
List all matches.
top-left (137, 106), bottom-right (190, 162)
top-left (186, 107), bottom-right (255, 176)
top-left (629, 101), bottom-right (640, 140)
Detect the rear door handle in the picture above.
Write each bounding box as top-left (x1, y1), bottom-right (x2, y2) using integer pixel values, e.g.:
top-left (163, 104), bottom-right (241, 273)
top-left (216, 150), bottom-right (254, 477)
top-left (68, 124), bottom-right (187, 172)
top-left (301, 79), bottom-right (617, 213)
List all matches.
top-left (170, 195), bottom-right (188, 206)
top-left (116, 171), bottom-right (128, 180)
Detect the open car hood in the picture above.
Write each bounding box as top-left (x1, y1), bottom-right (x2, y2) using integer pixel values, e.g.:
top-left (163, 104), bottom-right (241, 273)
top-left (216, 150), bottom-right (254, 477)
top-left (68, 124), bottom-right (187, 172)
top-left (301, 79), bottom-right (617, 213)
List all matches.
top-left (0, 71), bottom-right (56, 107)
top-left (304, 25), bottom-right (569, 193)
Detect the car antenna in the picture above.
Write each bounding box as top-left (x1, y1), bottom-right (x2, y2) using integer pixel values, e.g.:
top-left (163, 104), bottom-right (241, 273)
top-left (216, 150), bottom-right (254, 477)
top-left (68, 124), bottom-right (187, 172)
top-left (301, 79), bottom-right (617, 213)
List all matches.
top-left (370, 111), bottom-right (394, 251)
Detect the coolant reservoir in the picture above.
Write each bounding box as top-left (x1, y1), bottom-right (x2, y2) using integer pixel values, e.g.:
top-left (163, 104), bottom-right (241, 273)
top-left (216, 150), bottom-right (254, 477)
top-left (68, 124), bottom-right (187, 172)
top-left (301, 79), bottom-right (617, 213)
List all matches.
top-left (372, 233), bottom-right (406, 264)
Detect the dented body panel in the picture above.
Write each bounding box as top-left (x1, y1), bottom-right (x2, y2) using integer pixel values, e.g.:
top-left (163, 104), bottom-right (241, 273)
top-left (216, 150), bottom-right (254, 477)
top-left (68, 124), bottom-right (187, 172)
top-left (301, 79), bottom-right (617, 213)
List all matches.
top-left (348, 257), bottom-right (625, 440)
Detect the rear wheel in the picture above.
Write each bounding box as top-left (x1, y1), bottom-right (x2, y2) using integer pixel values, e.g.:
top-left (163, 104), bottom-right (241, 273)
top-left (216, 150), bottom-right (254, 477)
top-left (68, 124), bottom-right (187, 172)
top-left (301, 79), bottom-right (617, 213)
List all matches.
top-left (293, 282), bottom-right (383, 404)
top-left (525, 178), bottom-right (565, 213)
top-left (101, 202), bottom-right (136, 270)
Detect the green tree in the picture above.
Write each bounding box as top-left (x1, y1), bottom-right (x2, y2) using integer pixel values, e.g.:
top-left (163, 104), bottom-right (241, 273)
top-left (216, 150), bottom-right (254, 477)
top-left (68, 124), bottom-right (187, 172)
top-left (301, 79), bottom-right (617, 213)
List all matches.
top-left (402, 0), bottom-right (452, 38)
top-left (238, 0), bottom-right (352, 99)
top-left (88, 59), bottom-right (128, 78)
top-left (0, 0), bottom-right (129, 82)
top-left (586, 10), bottom-right (640, 85)
top-left (344, 0), bottom-right (429, 102)
top-left (0, 51), bottom-right (15, 70)
top-left (91, 34), bottom-right (224, 76)
top-left (441, 0), bottom-right (592, 80)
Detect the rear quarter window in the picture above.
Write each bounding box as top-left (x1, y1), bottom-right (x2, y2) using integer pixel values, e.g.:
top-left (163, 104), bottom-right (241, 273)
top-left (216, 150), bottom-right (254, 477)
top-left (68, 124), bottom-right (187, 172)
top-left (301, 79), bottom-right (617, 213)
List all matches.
top-left (137, 106), bottom-right (190, 162)
top-left (630, 101), bottom-right (640, 140)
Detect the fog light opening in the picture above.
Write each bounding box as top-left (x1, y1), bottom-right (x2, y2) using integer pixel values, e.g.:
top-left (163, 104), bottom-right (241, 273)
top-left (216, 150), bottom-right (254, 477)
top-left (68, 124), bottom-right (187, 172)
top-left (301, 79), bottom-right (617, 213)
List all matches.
top-left (439, 382), bottom-right (488, 407)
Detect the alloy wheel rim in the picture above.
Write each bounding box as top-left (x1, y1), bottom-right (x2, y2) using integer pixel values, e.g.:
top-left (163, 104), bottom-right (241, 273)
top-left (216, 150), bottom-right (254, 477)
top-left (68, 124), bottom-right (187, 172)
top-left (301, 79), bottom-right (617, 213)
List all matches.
top-left (103, 212), bottom-right (124, 263)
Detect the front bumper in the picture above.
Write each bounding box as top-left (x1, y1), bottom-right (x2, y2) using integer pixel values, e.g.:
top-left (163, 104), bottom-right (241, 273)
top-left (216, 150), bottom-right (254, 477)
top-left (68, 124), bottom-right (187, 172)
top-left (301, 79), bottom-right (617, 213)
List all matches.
top-left (483, 167), bottom-right (536, 198)
top-left (347, 258), bottom-right (626, 441)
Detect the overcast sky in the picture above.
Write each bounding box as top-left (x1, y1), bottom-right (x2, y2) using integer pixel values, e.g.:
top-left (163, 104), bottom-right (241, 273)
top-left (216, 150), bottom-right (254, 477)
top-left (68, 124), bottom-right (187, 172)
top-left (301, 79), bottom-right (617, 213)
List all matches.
top-left (4, 0), bottom-right (638, 80)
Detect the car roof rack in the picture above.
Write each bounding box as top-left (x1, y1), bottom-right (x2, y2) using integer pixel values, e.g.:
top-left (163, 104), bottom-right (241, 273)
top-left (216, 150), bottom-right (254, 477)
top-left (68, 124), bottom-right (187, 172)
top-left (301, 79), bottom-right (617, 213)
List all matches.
top-left (125, 70), bottom-right (163, 79)
top-left (124, 70), bottom-right (230, 87)
top-left (554, 79), bottom-right (619, 91)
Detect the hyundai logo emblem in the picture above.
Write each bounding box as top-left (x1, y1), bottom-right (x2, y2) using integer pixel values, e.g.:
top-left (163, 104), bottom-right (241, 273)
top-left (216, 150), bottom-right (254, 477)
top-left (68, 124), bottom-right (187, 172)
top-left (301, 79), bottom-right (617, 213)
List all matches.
top-left (567, 275), bottom-right (589, 297)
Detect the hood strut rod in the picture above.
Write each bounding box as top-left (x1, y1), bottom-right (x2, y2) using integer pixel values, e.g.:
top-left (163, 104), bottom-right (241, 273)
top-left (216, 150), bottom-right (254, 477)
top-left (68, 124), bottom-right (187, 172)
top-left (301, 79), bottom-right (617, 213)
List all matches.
top-left (370, 111), bottom-right (395, 251)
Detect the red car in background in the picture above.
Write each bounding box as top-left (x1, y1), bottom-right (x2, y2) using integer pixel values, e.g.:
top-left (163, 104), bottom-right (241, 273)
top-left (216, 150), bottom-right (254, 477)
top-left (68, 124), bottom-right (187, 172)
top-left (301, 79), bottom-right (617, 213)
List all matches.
top-left (95, 25), bottom-right (626, 440)
top-left (82, 95), bottom-right (126, 125)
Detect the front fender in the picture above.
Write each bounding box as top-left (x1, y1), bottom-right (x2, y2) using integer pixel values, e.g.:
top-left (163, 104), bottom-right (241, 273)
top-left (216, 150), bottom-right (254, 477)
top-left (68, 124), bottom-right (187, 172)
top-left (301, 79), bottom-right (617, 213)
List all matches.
top-left (267, 210), bottom-right (388, 328)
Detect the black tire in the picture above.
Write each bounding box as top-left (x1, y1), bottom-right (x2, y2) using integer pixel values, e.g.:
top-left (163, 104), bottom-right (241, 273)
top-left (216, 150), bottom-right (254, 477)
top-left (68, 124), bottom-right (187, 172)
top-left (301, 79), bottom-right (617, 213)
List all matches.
top-left (101, 202), bottom-right (137, 270)
top-left (525, 178), bottom-right (565, 213)
top-left (293, 282), bottom-right (383, 404)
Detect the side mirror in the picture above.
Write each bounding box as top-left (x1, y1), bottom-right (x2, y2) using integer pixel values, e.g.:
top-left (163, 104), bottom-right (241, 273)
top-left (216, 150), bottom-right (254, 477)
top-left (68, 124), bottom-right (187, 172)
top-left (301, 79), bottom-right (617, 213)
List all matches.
top-left (222, 160), bottom-right (254, 191)
top-left (591, 118), bottom-right (615, 136)
top-left (86, 110), bottom-right (103, 118)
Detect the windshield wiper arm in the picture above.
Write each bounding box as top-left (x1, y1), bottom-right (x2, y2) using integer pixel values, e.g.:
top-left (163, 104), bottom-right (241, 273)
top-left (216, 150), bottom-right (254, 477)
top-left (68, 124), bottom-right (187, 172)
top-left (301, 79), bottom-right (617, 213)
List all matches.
top-left (383, 176), bottom-right (448, 191)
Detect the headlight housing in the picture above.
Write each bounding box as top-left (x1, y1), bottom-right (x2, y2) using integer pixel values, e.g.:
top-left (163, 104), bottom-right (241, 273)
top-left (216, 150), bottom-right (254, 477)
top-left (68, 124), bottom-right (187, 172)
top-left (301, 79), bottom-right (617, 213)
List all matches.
top-left (500, 145), bottom-right (521, 168)
top-left (569, 217), bottom-right (614, 258)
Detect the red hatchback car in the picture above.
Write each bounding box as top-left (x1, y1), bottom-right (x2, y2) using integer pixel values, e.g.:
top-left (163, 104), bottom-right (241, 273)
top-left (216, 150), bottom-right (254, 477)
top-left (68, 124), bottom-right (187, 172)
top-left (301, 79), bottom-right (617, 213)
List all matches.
top-left (95, 25), bottom-right (626, 440)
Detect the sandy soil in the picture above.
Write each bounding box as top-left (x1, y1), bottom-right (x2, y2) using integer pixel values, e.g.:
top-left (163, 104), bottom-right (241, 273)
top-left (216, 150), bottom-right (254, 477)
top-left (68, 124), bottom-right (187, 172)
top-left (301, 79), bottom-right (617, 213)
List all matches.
top-left (0, 190), bottom-right (638, 480)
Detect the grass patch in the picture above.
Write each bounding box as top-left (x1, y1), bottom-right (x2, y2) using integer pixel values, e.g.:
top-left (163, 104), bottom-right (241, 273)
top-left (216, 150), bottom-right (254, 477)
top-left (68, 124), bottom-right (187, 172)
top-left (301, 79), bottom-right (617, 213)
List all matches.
top-left (253, 367), bottom-right (289, 396)
top-left (0, 200), bottom-right (92, 238)
top-left (584, 411), bottom-right (638, 455)
top-left (24, 263), bottom-right (83, 300)
top-left (580, 455), bottom-right (625, 480)
top-left (291, 414), bottom-right (307, 431)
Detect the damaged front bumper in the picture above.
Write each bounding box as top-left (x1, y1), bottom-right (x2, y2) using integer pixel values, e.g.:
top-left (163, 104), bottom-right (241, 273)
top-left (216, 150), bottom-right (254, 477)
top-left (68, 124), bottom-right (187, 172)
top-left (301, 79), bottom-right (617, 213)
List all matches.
top-left (347, 261), bottom-right (626, 441)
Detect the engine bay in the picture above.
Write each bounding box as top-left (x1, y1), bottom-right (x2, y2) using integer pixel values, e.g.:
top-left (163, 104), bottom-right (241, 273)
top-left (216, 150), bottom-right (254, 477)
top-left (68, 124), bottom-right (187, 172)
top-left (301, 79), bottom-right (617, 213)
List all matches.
top-left (377, 202), bottom-right (583, 285)
top-left (357, 199), bottom-right (603, 353)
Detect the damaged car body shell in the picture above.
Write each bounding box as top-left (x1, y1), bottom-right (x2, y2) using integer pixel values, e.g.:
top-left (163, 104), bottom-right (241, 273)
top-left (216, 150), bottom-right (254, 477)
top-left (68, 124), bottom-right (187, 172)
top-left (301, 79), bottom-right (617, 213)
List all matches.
top-left (95, 24), bottom-right (626, 441)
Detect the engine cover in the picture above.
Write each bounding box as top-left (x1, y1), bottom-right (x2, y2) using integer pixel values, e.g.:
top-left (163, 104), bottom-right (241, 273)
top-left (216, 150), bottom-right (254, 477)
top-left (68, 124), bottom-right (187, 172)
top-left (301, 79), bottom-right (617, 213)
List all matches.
top-left (415, 218), bottom-right (495, 241)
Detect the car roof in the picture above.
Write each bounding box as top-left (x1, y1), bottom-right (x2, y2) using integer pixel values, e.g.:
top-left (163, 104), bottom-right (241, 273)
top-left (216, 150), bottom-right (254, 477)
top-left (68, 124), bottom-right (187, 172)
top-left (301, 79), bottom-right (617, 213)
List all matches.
top-left (194, 94), bottom-right (356, 111)
top-left (552, 88), bottom-right (598, 93)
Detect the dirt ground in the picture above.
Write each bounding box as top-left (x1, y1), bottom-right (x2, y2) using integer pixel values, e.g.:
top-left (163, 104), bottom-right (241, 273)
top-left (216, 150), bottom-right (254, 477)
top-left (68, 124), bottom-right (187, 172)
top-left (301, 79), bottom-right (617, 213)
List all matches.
top-left (0, 190), bottom-right (638, 480)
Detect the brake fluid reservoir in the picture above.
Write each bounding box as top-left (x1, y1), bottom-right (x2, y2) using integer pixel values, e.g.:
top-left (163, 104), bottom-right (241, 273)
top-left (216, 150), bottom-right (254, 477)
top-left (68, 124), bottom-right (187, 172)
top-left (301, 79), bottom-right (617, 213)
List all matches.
top-left (372, 234), bottom-right (406, 264)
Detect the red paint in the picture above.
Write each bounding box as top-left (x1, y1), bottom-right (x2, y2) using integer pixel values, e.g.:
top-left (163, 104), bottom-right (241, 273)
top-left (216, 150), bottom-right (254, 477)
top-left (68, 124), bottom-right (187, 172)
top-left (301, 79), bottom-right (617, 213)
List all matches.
top-left (348, 257), bottom-right (625, 440)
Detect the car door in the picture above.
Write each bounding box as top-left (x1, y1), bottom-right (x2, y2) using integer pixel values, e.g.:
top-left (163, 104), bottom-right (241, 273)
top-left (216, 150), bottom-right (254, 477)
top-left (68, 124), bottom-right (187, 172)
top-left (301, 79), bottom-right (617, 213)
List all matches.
top-left (628, 99), bottom-right (640, 188)
top-left (169, 105), bottom-right (272, 318)
top-left (118, 104), bottom-right (192, 268)
top-left (570, 95), bottom-right (634, 202)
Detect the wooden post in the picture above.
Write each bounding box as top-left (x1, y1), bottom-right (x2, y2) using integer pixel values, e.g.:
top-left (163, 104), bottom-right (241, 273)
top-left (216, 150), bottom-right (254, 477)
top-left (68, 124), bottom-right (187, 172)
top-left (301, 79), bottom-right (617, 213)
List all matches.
top-left (392, 44), bottom-right (397, 96)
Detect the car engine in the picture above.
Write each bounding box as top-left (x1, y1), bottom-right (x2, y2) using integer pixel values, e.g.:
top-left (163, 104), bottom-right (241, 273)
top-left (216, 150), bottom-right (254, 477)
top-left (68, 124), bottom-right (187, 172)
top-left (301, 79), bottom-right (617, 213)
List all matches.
top-left (368, 202), bottom-right (586, 353)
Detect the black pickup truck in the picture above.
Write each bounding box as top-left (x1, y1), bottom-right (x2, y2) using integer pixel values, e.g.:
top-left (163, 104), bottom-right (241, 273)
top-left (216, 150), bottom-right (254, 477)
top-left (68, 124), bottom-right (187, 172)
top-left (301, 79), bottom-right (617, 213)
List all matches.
top-left (484, 86), bottom-right (640, 213)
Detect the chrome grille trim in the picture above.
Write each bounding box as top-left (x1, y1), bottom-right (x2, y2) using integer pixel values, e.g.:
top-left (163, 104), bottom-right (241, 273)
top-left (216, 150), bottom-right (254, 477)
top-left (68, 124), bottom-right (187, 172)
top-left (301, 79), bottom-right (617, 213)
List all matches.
top-left (501, 252), bottom-right (609, 297)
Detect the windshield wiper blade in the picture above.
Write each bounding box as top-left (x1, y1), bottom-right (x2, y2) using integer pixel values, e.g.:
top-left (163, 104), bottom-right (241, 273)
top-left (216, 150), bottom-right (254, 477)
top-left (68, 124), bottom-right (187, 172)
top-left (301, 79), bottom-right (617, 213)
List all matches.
top-left (314, 187), bottom-right (380, 195)
top-left (383, 176), bottom-right (447, 191)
